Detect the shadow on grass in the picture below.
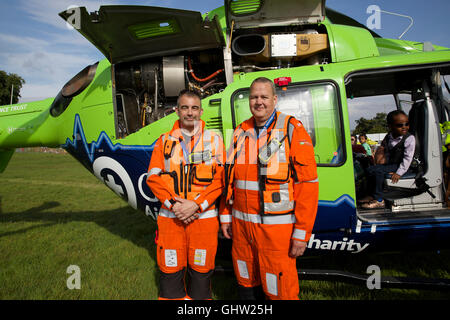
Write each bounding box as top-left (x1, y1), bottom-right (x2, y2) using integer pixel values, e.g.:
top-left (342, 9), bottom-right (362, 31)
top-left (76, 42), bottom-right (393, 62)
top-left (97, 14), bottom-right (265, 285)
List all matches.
top-left (0, 201), bottom-right (160, 295)
top-left (6, 201), bottom-right (448, 299)
top-left (296, 250), bottom-right (450, 299)
top-left (0, 201), bottom-right (156, 251)
top-left (0, 201), bottom-right (238, 299)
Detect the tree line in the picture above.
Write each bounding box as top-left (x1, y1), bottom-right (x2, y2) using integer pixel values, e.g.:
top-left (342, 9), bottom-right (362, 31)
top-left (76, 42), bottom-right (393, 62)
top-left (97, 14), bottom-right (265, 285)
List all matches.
top-left (0, 70), bottom-right (25, 105)
top-left (352, 112), bottom-right (387, 135)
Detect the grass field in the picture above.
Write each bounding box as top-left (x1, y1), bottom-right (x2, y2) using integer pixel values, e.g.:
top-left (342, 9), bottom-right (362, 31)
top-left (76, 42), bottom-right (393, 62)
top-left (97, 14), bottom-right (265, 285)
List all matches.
top-left (1, 152), bottom-right (449, 300)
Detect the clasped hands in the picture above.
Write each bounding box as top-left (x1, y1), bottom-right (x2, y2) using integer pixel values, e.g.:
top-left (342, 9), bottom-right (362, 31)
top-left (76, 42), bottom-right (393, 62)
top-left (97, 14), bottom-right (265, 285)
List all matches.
top-left (172, 196), bottom-right (200, 224)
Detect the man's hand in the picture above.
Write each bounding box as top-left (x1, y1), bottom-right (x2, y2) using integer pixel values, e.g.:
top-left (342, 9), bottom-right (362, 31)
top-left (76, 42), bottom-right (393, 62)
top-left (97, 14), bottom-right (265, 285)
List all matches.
top-left (173, 197), bottom-right (199, 224)
top-left (221, 223), bottom-right (232, 239)
top-left (389, 172), bottom-right (401, 183)
top-left (289, 239), bottom-right (307, 258)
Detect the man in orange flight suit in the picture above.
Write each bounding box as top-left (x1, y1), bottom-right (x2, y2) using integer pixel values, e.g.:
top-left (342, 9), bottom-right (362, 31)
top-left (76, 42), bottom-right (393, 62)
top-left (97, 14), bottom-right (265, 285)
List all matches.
top-left (221, 77), bottom-right (319, 300)
top-left (147, 89), bottom-right (225, 300)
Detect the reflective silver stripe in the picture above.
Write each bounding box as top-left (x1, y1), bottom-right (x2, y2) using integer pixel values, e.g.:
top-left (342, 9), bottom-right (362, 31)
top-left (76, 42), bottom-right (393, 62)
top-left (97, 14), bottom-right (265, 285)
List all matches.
top-left (292, 229), bottom-right (306, 241)
top-left (275, 128), bottom-right (287, 163)
top-left (164, 199), bottom-right (172, 209)
top-left (164, 159), bottom-right (170, 171)
top-left (275, 112), bottom-right (288, 129)
top-left (203, 130), bottom-right (212, 165)
top-left (264, 188), bottom-right (294, 213)
top-left (258, 112), bottom-right (289, 168)
top-left (214, 134), bottom-right (220, 157)
top-left (274, 113), bottom-right (288, 164)
top-left (278, 182), bottom-right (290, 190)
top-left (200, 200), bottom-right (209, 211)
top-left (295, 178), bottom-right (319, 185)
top-left (148, 167), bottom-right (162, 176)
top-left (269, 112), bottom-right (288, 164)
top-left (159, 208), bottom-right (218, 219)
top-left (264, 200), bottom-right (294, 213)
top-left (159, 208), bottom-right (176, 218)
top-left (200, 209), bottom-right (218, 219)
top-left (235, 179), bottom-right (259, 191)
top-left (220, 215), bottom-right (232, 223)
top-left (232, 209), bottom-right (261, 224)
top-left (232, 209), bottom-right (295, 225)
top-left (263, 214), bottom-right (295, 225)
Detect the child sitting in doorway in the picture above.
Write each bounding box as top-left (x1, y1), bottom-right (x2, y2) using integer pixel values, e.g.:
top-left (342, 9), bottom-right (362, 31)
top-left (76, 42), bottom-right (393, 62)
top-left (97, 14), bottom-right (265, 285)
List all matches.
top-left (361, 110), bottom-right (416, 209)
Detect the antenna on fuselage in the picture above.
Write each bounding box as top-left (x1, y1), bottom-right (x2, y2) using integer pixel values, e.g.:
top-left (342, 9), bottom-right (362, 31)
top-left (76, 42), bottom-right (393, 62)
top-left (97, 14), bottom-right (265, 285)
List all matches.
top-left (375, 9), bottom-right (414, 39)
top-left (9, 84), bottom-right (14, 105)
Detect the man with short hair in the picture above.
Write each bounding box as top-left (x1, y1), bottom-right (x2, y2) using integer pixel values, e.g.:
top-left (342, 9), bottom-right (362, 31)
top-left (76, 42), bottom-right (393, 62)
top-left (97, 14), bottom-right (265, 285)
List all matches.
top-left (147, 89), bottom-right (225, 300)
top-left (221, 77), bottom-right (319, 300)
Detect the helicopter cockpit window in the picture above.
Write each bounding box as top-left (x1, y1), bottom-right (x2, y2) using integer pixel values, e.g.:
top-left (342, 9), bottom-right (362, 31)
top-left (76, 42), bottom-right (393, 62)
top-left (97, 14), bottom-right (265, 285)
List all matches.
top-left (232, 82), bottom-right (344, 165)
top-left (50, 62), bottom-right (99, 117)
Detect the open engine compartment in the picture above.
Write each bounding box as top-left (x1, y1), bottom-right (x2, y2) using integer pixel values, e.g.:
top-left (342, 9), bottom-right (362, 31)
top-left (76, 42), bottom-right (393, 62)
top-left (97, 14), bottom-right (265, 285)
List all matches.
top-left (114, 48), bottom-right (226, 138)
top-left (114, 23), bottom-right (330, 138)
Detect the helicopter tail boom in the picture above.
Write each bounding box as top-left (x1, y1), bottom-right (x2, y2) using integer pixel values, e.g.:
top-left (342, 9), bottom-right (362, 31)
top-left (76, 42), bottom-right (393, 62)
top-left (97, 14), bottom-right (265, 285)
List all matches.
top-left (0, 98), bottom-right (60, 168)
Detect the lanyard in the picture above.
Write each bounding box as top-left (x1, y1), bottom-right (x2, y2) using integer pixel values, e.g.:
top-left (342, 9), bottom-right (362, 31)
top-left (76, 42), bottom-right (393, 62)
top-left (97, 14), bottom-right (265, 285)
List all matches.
top-left (256, 110), bottom-right (277, 139)
top-left (180, 133), bottom-right (201, 164)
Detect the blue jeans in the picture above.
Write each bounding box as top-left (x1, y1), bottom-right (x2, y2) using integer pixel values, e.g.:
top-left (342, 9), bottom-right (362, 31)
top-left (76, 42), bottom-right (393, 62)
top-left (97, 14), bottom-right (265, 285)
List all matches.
top-left (366, 164), bottom-right (399, 200)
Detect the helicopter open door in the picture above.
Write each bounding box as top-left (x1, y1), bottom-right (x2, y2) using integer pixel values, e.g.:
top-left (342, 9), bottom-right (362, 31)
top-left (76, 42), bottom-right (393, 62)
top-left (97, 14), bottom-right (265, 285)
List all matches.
top-left (59, 6), bottom-right (225, 64)
top-left (346, 62), bottom-right (450, 218)
top-left (60, 6), bottom-right (227, 139)
top-left (225, 0), bottom-right (325, 28)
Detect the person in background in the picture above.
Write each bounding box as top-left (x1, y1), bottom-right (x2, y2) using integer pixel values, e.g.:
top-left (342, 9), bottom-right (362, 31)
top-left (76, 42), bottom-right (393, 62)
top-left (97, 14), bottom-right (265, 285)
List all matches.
top-left (358, 133), bottom-right (372, 156)
top-left (351, 134), bottom-right (366, 155)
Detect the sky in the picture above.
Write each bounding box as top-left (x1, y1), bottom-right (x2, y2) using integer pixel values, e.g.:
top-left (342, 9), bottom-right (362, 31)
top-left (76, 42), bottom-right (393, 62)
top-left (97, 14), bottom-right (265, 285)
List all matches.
top-left (0, 0), bottom-right (449, 123)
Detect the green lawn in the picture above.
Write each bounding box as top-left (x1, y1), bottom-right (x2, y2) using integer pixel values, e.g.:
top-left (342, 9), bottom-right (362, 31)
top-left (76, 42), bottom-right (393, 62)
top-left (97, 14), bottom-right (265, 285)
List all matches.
top-left (1, 152), bottom-right (449, 300)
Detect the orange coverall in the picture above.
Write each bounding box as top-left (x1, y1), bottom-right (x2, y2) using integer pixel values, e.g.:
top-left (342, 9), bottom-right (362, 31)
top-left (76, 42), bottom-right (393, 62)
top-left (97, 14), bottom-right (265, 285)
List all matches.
top-left (147, 119), bottom-right (225, 300)
top-left (221, 111), bottom-right (318, 300)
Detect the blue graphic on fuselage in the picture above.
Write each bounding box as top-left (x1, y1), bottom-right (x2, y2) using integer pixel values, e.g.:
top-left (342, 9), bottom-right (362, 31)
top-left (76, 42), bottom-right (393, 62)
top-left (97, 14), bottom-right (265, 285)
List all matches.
top-left (61, 115), bottom-right (358, 225)
top-left (316, 194), bottom-right (355, 231)
top-left (60, 115), bottom-right (450, 254)
top-left (62, 114), bottom-right (161, 219)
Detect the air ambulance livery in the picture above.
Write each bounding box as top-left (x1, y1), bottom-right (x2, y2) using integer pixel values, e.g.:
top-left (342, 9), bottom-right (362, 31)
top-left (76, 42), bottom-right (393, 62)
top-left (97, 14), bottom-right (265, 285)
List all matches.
top-left (1, 0), bottom-right (450, 257)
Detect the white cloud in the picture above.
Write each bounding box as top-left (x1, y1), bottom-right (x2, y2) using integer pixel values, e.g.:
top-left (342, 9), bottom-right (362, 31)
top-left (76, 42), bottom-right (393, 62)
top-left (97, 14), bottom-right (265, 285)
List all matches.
top-left (0, 27), bottom-right (99, 102)
top-left (347, 95), bottom-right (398, 130)
top-left (0, 1), bottom-right (114, 102)
top-left (0, 33), bottom-right (49, 50)
top-left (2, 0), bottom-right (168, 102)
top-left (19, 84), bottom-right (60, 102)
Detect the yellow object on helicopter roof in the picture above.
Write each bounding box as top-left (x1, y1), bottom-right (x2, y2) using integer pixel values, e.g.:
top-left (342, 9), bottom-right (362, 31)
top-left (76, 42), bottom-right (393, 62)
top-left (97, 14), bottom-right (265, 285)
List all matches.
top-left (440, 121), bottom-right (450, 151)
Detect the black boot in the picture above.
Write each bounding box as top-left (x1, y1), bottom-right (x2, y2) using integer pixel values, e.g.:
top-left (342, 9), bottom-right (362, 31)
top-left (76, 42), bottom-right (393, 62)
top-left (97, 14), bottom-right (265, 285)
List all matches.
top-left (237, 285), bottom-right (265, 300)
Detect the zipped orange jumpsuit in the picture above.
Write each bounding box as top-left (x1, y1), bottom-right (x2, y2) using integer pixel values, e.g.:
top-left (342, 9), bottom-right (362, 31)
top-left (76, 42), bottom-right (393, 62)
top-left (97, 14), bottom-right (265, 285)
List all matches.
top-left (221, 111), bottom-right (318, 300)
top-left (147, 119), bottom-right (225, 300)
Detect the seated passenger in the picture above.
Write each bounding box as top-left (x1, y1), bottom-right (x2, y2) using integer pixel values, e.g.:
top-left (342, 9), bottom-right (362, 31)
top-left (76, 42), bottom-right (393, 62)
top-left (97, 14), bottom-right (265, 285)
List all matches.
top-left (361, 110), bottom-right (416, 209)
top-left (351, 134), bottom-right (366, 155)
top-left (352, 134), bottom-right (373, 171)
top-left (358, 133), bottom-right (372, 156)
